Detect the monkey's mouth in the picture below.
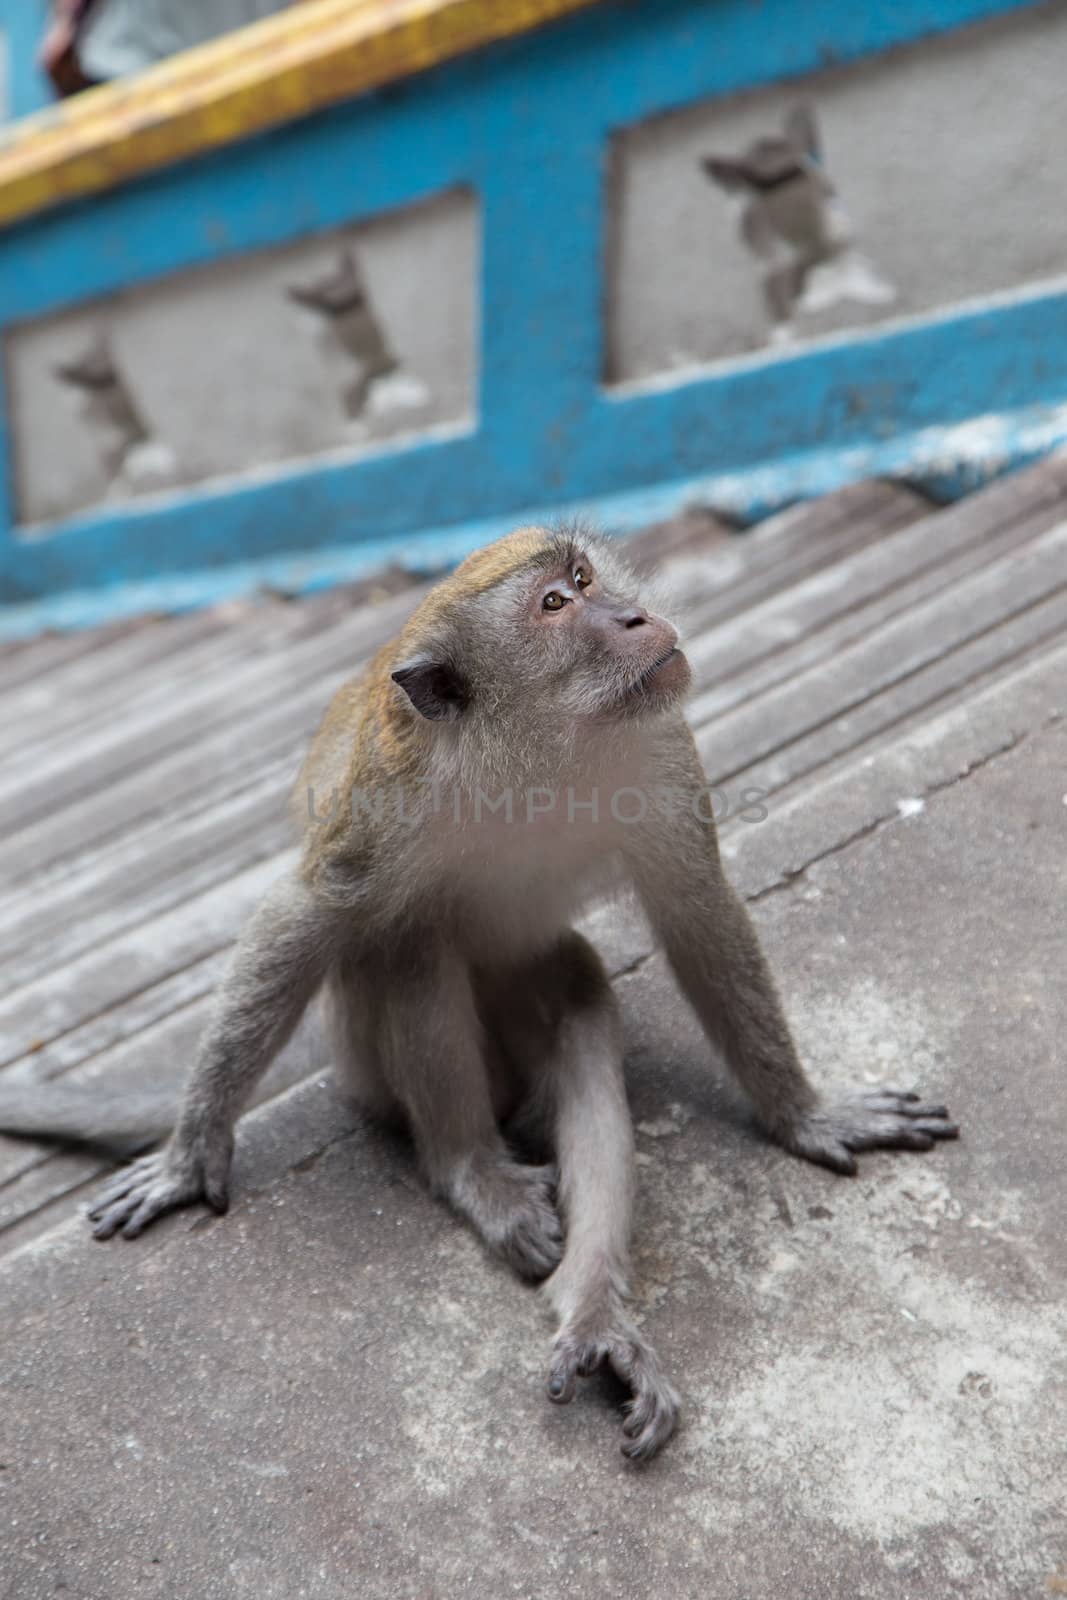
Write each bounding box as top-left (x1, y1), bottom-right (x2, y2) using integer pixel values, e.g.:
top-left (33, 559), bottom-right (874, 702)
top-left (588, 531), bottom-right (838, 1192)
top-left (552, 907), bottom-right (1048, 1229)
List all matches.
top-left (629, 647), bottom-right (690, 698)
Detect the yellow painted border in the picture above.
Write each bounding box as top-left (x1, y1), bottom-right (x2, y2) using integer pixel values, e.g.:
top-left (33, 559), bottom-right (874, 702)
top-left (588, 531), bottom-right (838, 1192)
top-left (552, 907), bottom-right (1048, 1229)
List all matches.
top-left (0, 0), bottom-right (607, 230)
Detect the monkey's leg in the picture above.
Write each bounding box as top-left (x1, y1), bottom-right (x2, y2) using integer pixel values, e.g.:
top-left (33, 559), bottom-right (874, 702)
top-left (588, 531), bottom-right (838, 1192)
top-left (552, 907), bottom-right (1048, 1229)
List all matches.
top-left (485, 936), bottom-right (679, 1461)
top-left (376, 941), bottom-right (563, 1280)
top-left (627, 774), bottom-right (958, 1175)
top-left (88, 871), bottom-right (340, 1239)
top-left (323, 953), bottom-right (406, 1126)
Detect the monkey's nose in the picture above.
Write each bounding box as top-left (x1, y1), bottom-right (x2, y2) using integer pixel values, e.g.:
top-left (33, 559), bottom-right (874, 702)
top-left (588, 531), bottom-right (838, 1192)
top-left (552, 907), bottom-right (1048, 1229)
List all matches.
top-left (616, 608), bottom-right (649, 629)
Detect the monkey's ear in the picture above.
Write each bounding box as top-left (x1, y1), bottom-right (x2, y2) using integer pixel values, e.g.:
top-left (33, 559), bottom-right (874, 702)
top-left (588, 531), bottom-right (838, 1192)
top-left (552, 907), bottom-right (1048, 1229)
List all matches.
top-left (391, 656), bottom-right (468, 721)
top-left (701, 155), bottom-right (746, 192)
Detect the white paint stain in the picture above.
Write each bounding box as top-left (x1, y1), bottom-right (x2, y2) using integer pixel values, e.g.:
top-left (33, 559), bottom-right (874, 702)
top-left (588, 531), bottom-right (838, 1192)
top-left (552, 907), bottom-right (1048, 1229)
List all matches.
top-left (680, 1176), bottom-right (1065, 1552)
top-left (789, 973), bottom-right (951, 1090)
top-left (636, 1102), bottom-right (694, 1140)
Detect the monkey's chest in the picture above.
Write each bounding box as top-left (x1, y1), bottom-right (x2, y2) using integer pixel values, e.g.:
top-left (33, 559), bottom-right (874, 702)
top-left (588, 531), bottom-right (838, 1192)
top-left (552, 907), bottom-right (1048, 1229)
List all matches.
top-left (435, 810), bottom-right (626, 957)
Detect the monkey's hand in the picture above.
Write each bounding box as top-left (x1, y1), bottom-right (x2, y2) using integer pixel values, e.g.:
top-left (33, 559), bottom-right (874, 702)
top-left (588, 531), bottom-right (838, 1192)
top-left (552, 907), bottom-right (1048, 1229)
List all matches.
top-left (447, 1155), bottom-right (564, 1281)
top-left (778, 1089), bottom-right (958, 1177)
top-left (86, 1130), bottom-right (233, 1240)
top-left (547, 1308), bottom-right (680, 1462)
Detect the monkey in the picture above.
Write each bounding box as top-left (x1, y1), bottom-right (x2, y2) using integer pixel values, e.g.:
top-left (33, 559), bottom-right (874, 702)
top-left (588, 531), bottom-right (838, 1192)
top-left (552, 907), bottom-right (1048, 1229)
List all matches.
top-left (0, 524), bottom-right (957, 1460)
top-left (701, 103), bottom-right (895, 342)
top-left (287, 248), bottom-right (398, 419)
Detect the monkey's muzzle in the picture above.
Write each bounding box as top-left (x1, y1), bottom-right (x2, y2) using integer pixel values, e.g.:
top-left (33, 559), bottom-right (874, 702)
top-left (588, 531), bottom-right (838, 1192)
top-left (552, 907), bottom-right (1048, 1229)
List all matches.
top-left (629, 646), bottom-right (691, 702)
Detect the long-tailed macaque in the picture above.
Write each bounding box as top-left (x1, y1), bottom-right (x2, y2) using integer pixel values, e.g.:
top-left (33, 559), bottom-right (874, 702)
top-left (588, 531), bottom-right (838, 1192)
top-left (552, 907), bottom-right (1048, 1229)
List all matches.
top-left (0, 526), bottom-right (956, 1459)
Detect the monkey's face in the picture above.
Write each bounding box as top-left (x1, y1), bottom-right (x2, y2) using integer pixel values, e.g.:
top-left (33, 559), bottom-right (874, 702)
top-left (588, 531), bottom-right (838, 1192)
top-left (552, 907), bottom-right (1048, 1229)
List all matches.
top-left (391, 531), bottom-right (690, 737)
top-left (522, 546), bottom-right (690, 722)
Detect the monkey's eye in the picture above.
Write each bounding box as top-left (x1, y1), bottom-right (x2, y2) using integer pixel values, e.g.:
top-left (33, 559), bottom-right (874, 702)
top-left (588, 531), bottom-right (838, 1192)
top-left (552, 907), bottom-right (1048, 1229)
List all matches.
top-left (542, 591), bottom-right (568, 612)
top-left (573, 566), bottom-right (592, 589)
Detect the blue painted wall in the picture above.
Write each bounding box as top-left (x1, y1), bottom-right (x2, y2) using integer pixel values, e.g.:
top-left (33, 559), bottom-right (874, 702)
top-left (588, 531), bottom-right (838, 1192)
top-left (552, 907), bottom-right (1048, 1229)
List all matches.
top-left (0, 0), bottom-right (1060, 615)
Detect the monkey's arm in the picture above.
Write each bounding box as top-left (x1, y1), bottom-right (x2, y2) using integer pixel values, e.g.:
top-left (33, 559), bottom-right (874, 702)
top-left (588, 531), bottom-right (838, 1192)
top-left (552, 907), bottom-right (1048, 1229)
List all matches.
top-left (625, 742), bottom-right (957, 1172)
top-left (89, 869), bottom-right (343, 1239)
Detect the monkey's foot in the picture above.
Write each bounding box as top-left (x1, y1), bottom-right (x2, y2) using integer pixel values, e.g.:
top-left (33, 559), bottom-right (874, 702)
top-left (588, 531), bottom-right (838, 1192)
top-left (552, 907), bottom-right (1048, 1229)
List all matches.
top-left (547, 1315), bottom-right (680, 1462)
top-left (87, 1139), bottom-right (230, 1240)
top-left (450, 1155), bottom-right (564, 1281)
top-left (780, 1089), bottom-right (959, 1176)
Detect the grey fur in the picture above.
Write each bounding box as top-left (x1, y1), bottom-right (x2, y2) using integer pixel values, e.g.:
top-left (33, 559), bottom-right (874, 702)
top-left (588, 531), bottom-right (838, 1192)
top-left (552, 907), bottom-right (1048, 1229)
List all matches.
top-left (0, 526), bottom-right (956, 1460)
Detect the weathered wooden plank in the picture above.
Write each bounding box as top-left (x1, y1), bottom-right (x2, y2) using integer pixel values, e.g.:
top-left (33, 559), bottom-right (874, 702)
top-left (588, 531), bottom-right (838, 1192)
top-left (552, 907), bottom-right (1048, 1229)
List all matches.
top-left (0, 959), bottom-right (222, 1094)
top-left (0, 606), bottom-right (287, 768)
top-left (0, 585), bottom-right (426, 837)
top-left (0, 608), bottom-right (228, 729)
top-left (687, 496), bottom-right (1067, 727)
top-left (683, 459), bottom-right (1067, 693)
top-left (0, 992), bottom-right (330, 1192)
top-left (0, 683), bottom-right (313, 889)
top-left (0, 586), bottom-right (367, 762)
top-left (0, 618), bottom-right (140, 692)
top-left (0, 593), bottom-right (420, 919)
top-left (0, 1149), bottom-right (104, 1239)
top-left (0, 852), bottom-right (292, 1068)
top-left (0, 768), bottom-right (292, 990)
top-left (671, 481), bottom-right (929, 623)
top-left (721, 585), bottom-right (1067, 800)
top-left (0, 595), bottom-right (427, 884)
top-left (695, 520), bottom-right (1067, 784)
top-left (624, 507), bottom-right (734, 573)
top-left (0, 629), bottom-right (350, 833)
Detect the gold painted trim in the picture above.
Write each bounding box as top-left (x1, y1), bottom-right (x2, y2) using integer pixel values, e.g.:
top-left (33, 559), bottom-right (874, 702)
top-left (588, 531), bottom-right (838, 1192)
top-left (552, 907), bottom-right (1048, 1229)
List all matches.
top-left (0, 0), bottom-right (607, 230)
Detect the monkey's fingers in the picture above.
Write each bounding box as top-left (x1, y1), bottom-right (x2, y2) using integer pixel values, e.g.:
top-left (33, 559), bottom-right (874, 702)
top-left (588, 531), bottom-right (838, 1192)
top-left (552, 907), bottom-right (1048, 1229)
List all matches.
top-left (615, 1349), bottom-right (680, 1463)
top-left (546, 1331), bottom-right (680, 1461)
top-left (783, 1091), bottom-right (959, 1175)
top-left (546, 1332), bottom-right (614, 1404)
top-left (860, 1090), bottom-right (952, 1121)
top-left (838, 1090), bottom-right (959, 1151)
top-left (89, 1186), bottom-right (168, 1239)
top-left (505, 1207), bottom-right (563, 1280)
top-left (494, 1163), bottom-right (563, 1281)
top-left (546, 1338), bottom-right (589, 1405)
top-left (620, 1395), bottom-right (678, 1462)
top-left (86, 1152), bottom-right (204, 1240)
top-left (838, 1119), bottom-right (959, 1153)
top-left (87, 1153), bottom-right (164, 1215)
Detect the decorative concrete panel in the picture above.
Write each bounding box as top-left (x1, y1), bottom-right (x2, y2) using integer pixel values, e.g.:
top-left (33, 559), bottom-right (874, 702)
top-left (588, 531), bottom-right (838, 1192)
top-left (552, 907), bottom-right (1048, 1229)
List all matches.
top-left (606, 6), bottom-right (1067, 383)
top-left (5, 187), bottom-right (477, 528)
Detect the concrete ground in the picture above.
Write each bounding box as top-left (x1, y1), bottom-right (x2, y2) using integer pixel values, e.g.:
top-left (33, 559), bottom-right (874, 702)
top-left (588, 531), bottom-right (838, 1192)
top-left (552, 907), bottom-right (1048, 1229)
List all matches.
top-left (1, 463), bottom-right (1065, 1598)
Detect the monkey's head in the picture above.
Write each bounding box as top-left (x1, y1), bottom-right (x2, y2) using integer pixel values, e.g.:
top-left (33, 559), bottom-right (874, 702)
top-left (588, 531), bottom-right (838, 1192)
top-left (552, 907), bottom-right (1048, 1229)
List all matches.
top-left (390, 526), bottom-right (689, 739)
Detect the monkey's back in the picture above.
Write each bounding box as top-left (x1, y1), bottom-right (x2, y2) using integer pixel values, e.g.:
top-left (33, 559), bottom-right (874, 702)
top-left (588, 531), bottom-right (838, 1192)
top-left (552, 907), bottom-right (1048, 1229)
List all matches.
top-left (292, 641), bottom-right (407, 836)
